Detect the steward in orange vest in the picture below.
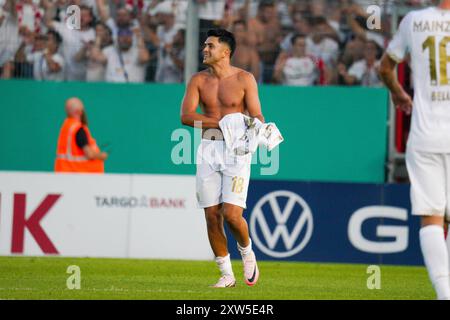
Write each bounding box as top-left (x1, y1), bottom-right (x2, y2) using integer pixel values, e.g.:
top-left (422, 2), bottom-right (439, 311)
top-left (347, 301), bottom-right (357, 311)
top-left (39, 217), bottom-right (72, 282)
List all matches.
top-left (54, 97), bottom-right (108, 173)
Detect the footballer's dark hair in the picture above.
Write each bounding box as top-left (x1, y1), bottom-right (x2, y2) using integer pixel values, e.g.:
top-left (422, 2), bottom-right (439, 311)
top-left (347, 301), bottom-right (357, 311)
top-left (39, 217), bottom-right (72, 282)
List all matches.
top-left (206, 29), bottom-right (236, 58)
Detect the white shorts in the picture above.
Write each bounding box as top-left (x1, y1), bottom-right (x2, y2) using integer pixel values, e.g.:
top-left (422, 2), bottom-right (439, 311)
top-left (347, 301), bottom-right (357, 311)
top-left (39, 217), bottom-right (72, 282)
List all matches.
top-left (406, 147), bottom-right (450, 218)
top-left (196, 139), bottom-right (252, 209)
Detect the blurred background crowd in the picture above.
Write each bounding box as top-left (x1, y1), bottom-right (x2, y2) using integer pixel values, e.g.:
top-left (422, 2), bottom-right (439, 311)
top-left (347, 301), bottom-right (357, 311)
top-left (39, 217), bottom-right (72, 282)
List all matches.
top-left (0, 0), bottom-right (436, 86)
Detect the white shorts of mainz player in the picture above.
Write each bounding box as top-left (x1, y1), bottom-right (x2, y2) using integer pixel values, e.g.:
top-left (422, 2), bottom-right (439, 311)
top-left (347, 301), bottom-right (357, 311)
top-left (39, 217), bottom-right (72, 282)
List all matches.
top-left (196, 139), bottom-right (252, 209)
top-left (406, 147), bottom-right (450, 218)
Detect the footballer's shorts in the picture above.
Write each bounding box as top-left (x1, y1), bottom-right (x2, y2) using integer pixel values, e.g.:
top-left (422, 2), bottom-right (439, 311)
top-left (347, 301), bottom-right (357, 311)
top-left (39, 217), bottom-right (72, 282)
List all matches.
top-left (196, 132), bottom-right (252, 209)
top-left (406, 147), bottom-right (450, 218)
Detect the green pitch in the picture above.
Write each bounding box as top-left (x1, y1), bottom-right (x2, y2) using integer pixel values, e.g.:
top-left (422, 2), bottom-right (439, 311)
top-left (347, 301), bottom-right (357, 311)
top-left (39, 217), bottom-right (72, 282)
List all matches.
top-left (0, 256), bottom-right (434, 300)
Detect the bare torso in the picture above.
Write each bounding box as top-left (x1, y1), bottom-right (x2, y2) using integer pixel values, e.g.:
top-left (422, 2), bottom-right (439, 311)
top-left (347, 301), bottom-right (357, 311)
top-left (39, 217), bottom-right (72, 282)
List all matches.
top-left (181, 63), bottom-right (263, 131)
top-left (197, 66), bottom-right (248, 120)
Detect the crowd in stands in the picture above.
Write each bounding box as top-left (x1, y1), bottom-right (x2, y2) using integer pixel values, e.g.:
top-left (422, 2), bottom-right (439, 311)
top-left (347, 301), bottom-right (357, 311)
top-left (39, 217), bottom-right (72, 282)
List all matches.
top-left (0, 0), bottom-right (434, 86)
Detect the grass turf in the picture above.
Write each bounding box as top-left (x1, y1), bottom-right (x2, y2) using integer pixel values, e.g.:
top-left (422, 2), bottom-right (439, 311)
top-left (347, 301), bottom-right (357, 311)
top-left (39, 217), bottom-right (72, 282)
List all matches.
top-left (0, 256), bottom-right (434, 300)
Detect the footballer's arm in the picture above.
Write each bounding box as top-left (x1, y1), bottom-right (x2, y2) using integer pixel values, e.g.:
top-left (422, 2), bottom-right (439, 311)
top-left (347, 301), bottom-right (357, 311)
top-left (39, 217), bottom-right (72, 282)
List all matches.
top-left (379, 53), bottom-right (413, 114)
top-left (243, 72), bottom-right (265, 123)
top-left (180, 74), bottom-right (220, 128)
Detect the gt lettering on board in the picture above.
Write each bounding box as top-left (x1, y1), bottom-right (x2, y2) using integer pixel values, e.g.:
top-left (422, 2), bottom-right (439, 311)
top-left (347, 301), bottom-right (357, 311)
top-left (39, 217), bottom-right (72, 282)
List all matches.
top-left (348, 206), bottom-right (408, 254)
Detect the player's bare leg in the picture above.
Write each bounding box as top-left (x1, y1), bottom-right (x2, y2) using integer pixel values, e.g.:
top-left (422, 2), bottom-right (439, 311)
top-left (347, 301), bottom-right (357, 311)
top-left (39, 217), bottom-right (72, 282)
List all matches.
top-left (205, 204), bottom-right (236, 287)
top-left (422, 215), bottom-right (445, 228)
top-left (222, 203), bottom-right (259, 286)
top-left (205, 204), bottom-right (228, 257)
top-left (420, 215), bottom-right (450, 299)
top-left (222, 203), bottom-right (250, 247)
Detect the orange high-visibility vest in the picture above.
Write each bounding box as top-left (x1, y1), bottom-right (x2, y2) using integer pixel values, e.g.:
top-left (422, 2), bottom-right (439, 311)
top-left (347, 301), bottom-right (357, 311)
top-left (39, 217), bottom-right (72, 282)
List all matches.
top-left (54, 118), bottom-right (104, 173)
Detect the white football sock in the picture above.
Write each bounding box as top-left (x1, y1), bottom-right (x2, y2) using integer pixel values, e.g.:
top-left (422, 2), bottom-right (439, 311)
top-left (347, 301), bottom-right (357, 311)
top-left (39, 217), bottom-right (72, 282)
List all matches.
top-left (237, 239), bottom-right (252, 257)
top-left (420, 225), bottom-right (450, 300)
top-left (215, 254), bottom-right (234, 277)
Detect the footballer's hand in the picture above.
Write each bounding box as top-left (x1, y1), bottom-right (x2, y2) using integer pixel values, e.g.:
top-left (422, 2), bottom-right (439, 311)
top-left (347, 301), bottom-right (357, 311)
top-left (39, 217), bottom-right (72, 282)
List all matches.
top-left (392, 90), bottom-right (413, 115)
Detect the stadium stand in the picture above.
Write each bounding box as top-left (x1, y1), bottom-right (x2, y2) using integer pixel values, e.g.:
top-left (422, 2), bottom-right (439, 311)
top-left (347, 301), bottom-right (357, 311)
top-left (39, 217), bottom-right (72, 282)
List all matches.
top-left (0, 0), bottom-right (431, 85)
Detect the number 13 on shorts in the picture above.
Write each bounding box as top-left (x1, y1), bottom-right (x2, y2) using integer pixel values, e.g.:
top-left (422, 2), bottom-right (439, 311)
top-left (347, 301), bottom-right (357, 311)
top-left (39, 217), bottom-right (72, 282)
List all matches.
top-left (231, 176), bottom-right (245, 193)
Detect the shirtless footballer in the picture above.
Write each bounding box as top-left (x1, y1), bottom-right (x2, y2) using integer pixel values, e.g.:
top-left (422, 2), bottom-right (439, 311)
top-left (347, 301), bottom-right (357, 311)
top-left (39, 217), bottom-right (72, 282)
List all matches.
top-left (181, 29), bottom-right (264, 288)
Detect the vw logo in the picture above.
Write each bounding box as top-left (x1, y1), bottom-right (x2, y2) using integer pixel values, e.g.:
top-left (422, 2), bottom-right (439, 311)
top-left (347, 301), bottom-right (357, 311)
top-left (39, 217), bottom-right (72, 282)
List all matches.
top-left (250, 190), bottom-right (313, 258)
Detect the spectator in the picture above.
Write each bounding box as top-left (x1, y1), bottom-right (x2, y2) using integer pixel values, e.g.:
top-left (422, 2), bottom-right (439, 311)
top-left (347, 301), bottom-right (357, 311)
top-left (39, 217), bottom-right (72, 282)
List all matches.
top-left (247, 0), bottom-right (282, 83)
top-left (55, 97), bottom-right (108, 173)
top-left (345, 3), bottom-right (386, 49)
top-left (48, 0), bottom-right (82, 24)
top-left (0, 0), bottom-right (20, 79)
top-left (225, 0), bottom-right (260, 24)
top-left (81, 22), bottom-right (113, 82)
top-left (337, 40), bottom-right (382, 86)
top-left (154, 5), bottom-right (179, 81)
top-left (15, 0), bottom-right (44, 34)
top-left (11, 26), bottom-right (34, 79)
top-left (290, 0), bottom-right (309, 17)
top-left (148, 0), bottom-right (187, 30)
top-left (308, 0), bottom-right (327, 18)
top-left (231, 20), bottom-right (260, 80)
top-left (276, 0), bottom-right (292, 29)
top-left (96, 1), bottom-right (138, 43)
top-left (280, 12), bottom-right (311, 53)
top-left (326, 0), bottom-right (352, 44)
top-left (26, 30), bottom-right (65, 81)
top-left (306, 16), bottom-right (339, 67)
top-left (96, 27), bottom-right (150, 82)
top-left (140, 11), bottom-right (159, 81)
top-left (24, 31), bottom-right (47, 60)
top-left (155, 28), bottom-right (184, 83)
top-left (222, 0), bottom-right (268, 30)
top-left (339, 34), bottom-right (366, 67)
top-left (273, 33), bottom-right (320, 86)
top-left (307, 0), bottom-right (340, 43)
top-left (45, 4), bottom-right (96, 81)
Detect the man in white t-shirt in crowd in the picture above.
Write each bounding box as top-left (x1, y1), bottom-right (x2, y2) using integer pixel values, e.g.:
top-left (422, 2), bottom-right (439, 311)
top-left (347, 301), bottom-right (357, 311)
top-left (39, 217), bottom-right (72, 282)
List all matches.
top-left (96, 0), bottom-right (138, 44)
top-left (44, 4), bottom-right (95, 81)
top-left (154, 4), bottom-right (179, 82)
top-left (155, 28), bottom-right (184, 83)
top-left (77, 22), bottom-right (113, 82)
top-left (306, 16), bottom-right (339, 68)
top-left (26, 30), bottom-right (65, 81)
top-left (280, 12), bottom-right (312, 54)
top-left (94, 27), bottom-right (150, 83)
top-left (379, 0), bottom-right (450, 300)
top-left (273, 33), bottom-right (319, 86)
top-left (338, 40), bottom-right (382, 87)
